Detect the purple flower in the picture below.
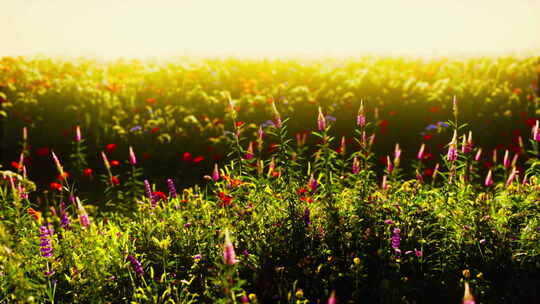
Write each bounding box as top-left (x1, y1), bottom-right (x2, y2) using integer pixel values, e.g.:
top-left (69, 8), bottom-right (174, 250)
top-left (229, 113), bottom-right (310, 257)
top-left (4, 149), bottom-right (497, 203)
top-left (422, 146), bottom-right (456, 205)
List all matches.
top-left (144, 180), bottom-right (156, 208)
top-left (415, 249), bottom-right (423, 257)
top-left (325, 115), bottom-right (337, 122)
top-left (308, 174), bottom-right (318, 192)
top-left (59, 202), bottom-right (71, 229)
top-left (384, 219), bottom-right (394, 225)
top-left (39, 224), bottom-right (54, 258)
top-left (303, 207), bottom-right (311, 226)
top-left (127, 254), bottom-right (144, 275)
top-left (391, 228), bottom-right (401, 254)
top-left (167, 178), bottom-right (177, 199)
top-left (130, 125), bottom-right (142, 132)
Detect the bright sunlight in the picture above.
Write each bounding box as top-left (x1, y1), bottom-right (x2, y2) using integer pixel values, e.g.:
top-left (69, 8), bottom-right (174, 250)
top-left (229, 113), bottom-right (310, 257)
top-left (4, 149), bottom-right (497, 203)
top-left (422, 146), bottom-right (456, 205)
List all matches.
top-left (1, 0), bottom-right (539, 58)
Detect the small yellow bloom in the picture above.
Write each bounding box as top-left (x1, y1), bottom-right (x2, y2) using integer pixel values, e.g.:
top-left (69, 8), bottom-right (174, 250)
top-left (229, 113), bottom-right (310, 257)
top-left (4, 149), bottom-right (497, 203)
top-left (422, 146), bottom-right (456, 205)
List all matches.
top-left (248, 293), bottom-right (257, 301)
top-left (295, 289), bottom-right (304, 298)
top-left (462, 269), bottom-right (471, 279)
top-left (353, 257), bottom-right (361, 265)
top-left (476, 272), bottom-right (483, 279)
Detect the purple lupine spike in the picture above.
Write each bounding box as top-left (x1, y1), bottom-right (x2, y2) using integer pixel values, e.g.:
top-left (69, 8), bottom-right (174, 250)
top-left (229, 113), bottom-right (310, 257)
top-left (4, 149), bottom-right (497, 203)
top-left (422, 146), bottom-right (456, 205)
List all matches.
top-left (144, 180), bottom-right (155, 207)
top-left (59, 202), bottom-right (71, 229)
top-left (166, 178), bottom-right (177, 199)
top-left (39, 224), bottom-right (54, 258)
top-left (308, 174), bottom-right (318, 192)
top-left (303, 207), bottom-right (311, 226)
top-left (391, 228), bottom-right (401, 254)
top-left (127, 254), bottom-right (144, 275)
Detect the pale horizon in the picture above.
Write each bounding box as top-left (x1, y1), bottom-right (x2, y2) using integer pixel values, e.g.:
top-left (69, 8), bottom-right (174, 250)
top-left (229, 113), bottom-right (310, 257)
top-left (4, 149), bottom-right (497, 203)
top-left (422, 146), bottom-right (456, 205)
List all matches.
top-left (1, 0), bottom-right (539, 59)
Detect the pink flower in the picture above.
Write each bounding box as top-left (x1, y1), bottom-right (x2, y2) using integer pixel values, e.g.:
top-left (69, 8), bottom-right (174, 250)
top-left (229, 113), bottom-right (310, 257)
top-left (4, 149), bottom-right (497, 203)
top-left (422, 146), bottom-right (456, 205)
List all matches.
top-left (317, 107), bottom-right (326, 131)
top-left (129, 146), bottom-right (137, 165)
top-left (484, 170), bottom-right (493, 187)
top-left (417, 143), bottom-right (425, 160)
top-left (223, 230), bottom-right (237, 265)
top-left (212, 164), bottom-right (220, 182)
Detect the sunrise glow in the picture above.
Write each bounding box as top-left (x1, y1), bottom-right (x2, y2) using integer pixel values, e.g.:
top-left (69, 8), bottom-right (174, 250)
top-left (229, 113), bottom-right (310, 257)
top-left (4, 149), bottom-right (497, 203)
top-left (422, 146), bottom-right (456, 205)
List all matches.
top-left (1, 0), bottom-right (539, 59)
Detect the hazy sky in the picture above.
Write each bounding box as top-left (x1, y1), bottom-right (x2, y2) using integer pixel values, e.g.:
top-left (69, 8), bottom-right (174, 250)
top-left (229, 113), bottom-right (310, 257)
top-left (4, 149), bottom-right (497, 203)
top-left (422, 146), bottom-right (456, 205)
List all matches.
top-left (1, 0), bottom-right (539, 58)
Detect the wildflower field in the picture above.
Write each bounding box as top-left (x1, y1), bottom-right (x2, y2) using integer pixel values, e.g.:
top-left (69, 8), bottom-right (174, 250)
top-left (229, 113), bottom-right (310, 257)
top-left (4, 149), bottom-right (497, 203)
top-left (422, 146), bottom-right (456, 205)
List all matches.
top-left (0, 55), bottom-right (539, 303)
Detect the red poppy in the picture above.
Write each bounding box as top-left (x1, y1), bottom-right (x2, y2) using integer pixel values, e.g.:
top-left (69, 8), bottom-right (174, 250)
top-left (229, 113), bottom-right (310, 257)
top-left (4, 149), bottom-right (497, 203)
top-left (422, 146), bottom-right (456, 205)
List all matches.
top-left (36, 147), bottom-right (50, 157)
top-left (153, 191), bottom-right (167, 201)
top-left (423, 168), bottom-right (434, 177)
top-left (111, 176), bottom-right (120, 186)
top-left (297, 187), bottom-right (308, 196)
top-left (379, 120), bottom-right (389, 128)
top-left (110, 160), bottom-right (120, 167)
top-left (526, 117), bottom-right (538, 127)
top-left (512, 88), bottom-right (522, 95)
top-left (429, 106), bottom-right (440, 113)
top-left (235, 121), bottom-right (245, 127)
top-left (300, 196), bottom-right (314, 204)
top-left (50, 182), bottom-right (62, 191)
top-left (150, 127), bottom-right (160, 134)
top-left (218, 191), bottom-right (233, 207)
top-left (483, 161), bottom-right (494, 169)
top-left (11, 161), bottom-right (21, 170)
top-left (83, 168), bottom-right (93, 177)
top-left (105, 144), bottom-right (117, 153)
top-left (182, 152), bottom-right (192, 162)
top-left (423, 134), bottom-right (433, 141)
top-left (271, 170), bottom-right (281, 178)
top-left (193, 156), bottom-right (204, 163)
top-left (146, 98), bottom-right (157, 105)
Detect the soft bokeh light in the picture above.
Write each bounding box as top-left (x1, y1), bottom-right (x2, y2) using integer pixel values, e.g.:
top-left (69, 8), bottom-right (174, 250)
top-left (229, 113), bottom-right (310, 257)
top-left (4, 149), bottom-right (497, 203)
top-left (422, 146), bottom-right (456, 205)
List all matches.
top-left (1, 0), bottom-right (539, 58)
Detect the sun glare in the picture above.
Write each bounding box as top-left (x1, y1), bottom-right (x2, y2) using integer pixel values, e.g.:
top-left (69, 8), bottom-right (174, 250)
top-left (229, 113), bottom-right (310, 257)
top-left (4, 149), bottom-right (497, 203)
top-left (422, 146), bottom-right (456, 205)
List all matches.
top-left (1, 0), bottom-right (539, 59)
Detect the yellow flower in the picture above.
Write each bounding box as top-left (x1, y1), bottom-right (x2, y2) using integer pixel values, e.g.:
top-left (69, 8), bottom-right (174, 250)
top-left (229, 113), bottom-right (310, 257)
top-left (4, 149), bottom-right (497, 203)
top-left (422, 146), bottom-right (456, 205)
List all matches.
top-left (462, 269), bottom-right (471, 279)
top-left (295, 289), bottom-right (304, 298)
top-left (353, 257), bottom-right (361, 265)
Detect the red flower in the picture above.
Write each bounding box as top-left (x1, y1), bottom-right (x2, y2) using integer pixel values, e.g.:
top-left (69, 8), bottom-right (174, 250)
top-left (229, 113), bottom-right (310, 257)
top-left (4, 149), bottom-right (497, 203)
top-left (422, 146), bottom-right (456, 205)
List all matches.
top-left (146, 98), bottom-right (157, 105)
top-left (11, 161), bottom-right (21, 170)
top-left (83, 168), bottom-right (93, 177)
top-left (429, 106), bottom-right (440, 113)
top-left (300, 196), bottom-right (314, 204)
top-left (153, 191), bottom-right (167, 201)
top-left (105, 144), bottom-right (117, 153)
top-left (423, 134), bottom-right (433, 141)
top-left (423, 168), bottom-right (434, 177)
top-left (297, 187), bottom-right (308, 196)
top-left (57, 172), bottom-right (69, 181)
top-left (150, 127), bottom-right (160, 134)
top-left (379, 119), bottom-right (389, 128)
top-left (110, 160), bottom-right (120, 167)
top-left (193, 156), bottom-right (204, 163)
top-left (512, 88), bottom-right (522, 95)
top-left (235, 121), bottom-right (245, 127)
top-left (36, 147), bottom-right (50, 157)
top-left (111, 176), bottom-right (120, 186)
top-left (526, 117), bottom-right (538, 127)
top-left (218, 191), bottom-right (233, 207)
top-left (50, 182), bottom-right (62, 191)
top-left (483, 161), bottom-right (494, 169)
top-left (182, 152), bottom-right (192, 162)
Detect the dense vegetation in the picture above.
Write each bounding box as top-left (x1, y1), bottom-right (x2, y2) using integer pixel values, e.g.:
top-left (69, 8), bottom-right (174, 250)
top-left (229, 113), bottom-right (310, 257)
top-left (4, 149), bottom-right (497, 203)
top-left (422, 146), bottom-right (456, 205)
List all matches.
top-left (0, 56), bottom-right (539, 303)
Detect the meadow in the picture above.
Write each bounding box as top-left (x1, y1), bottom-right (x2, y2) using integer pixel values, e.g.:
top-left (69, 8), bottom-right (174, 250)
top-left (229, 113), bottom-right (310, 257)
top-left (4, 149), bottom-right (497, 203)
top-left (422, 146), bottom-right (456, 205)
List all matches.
top-left (0, 55), bottom-right (539, 303)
